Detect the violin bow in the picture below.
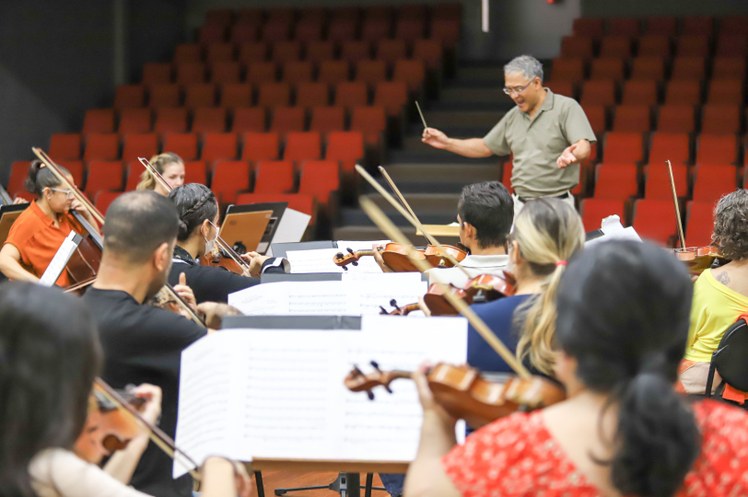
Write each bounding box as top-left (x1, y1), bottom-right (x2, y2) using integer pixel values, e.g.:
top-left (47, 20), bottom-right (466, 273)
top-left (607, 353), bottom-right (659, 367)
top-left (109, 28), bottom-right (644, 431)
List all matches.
top-left (137, 157), bottom-right (251, 274)
top-left (378, 165), bottom-right (422, 227)
top-left (666, 160), bottom-right (687, 249)
top-left (94, 378), bottom-right (202, 481)
top-left (32, 147), bottom-right (104, 225)
top-left (356, 165), bottom-right (471, 278)
top-left (359, 196), bottom-right (531, 379)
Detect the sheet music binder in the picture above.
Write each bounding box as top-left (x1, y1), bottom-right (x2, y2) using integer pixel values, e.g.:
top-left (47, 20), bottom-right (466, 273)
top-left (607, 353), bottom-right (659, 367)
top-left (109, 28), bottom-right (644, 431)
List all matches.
top-left (0, 203), bottom-right (28, 246)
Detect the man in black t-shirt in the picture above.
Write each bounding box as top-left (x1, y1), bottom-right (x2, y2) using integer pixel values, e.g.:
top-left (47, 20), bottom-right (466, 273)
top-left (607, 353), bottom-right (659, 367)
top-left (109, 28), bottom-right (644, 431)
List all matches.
top-left (83, 191), bottom-right (206, 497)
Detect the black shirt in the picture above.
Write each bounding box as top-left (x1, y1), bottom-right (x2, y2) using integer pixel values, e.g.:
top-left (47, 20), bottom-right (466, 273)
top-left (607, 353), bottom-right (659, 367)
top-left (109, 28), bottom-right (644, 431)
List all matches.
top-left (168, 245), bottom-right (284, 303)
top-left (83, 287), bottom-right (206, 497)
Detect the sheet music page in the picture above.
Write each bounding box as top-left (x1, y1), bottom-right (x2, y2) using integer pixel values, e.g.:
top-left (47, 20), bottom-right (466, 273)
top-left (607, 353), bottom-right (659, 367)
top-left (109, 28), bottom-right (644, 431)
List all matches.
top-left (39, 231), bottom-right (81, 286)
top-left (228, 276), bottom-right (427, 316)
top-left (287, 245), bottom-right (386, 274)
top-left (272, 208), bottom-right (311, 244)
top-left (174, 315), bottom-right (467, 477)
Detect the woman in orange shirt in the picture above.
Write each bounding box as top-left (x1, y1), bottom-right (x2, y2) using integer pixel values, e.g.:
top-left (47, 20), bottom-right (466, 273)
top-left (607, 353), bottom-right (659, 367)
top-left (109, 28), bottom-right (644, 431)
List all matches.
top-left (136, 152), bottom-right (186, 196)
top-left (0, 160), bottom-right (97, 286)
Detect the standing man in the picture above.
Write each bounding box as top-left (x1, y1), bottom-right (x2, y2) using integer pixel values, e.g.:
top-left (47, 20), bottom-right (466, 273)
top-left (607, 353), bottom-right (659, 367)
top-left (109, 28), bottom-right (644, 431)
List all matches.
top-left (422, 55), bottom-right (596, 216)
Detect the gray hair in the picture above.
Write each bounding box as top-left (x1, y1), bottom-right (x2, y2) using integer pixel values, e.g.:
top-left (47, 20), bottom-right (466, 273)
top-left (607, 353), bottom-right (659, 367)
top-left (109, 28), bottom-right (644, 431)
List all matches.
top-left (504, 55), bottom-right (544, 82)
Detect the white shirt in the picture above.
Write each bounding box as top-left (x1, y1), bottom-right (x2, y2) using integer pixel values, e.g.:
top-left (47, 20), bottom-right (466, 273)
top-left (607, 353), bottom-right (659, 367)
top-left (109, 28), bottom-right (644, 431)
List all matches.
top-left (30, 448), bottom-right (150, 497)
top-left (424, 254), bottom-right (510, 287)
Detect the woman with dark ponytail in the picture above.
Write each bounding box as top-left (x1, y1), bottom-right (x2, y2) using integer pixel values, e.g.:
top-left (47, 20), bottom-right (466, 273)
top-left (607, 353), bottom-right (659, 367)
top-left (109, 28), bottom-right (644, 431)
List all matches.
top-left (404, 240), bottom-right (748, 497)
top-left (167, 183), bottom-right (288, 303)
top-left (0, 160), bottom-right (97, 286)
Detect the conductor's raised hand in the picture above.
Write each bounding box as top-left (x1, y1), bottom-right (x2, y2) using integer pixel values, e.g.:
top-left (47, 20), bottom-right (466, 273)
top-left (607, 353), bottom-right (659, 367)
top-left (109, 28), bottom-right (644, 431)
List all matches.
top-left (422, 127), bottom-right (450, 150)
top-left (556, 144), bottom-right (578, 168)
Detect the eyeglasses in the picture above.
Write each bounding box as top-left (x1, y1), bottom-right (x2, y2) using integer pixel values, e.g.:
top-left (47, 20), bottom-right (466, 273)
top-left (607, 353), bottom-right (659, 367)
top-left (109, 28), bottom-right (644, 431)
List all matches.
top-left (49, 188), bottom-right (75, 198)
top-left (502, 79), bottom-right (534, 96)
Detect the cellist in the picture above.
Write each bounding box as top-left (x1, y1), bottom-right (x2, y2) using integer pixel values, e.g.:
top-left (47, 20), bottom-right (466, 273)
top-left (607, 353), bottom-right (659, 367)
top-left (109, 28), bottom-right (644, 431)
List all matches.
top-left (0, 160), bottom-right (98, 286)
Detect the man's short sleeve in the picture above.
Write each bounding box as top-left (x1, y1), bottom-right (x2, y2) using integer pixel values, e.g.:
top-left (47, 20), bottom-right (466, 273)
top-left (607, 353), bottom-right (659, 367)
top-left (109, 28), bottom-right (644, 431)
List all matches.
top-left (483, 113), bottom-right (512, 156)
top-left (562, 100), bottom-right (596, 145)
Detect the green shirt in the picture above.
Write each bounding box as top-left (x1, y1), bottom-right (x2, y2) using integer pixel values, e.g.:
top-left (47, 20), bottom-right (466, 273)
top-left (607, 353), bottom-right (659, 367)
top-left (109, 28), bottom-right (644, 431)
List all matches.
top-left (483, 89), bottom-right (596, 198)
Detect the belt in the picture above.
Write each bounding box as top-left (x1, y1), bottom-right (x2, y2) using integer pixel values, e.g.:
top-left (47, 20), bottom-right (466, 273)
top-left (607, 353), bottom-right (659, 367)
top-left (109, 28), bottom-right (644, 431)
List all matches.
top-left (516, 191), bottom-right (570, 204)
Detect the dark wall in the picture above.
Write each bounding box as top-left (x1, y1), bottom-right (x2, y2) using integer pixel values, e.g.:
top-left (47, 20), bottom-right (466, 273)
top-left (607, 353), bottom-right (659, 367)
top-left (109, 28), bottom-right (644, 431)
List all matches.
top-left (0, 1), bottom-right (114, 183)
top-left (0, 0), bottom-right (187, 187)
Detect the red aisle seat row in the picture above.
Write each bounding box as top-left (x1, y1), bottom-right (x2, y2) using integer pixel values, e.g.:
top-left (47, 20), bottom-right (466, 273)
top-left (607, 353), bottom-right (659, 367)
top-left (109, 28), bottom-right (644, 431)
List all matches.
top-left (113, 80), bottom-right (410, 117)
top-left (600, 132), bottom-right (741, 166)
top-left (140, 58), bottom-right (427, 91)
top-left (171, 39), bottom-right (444, 69)
top-left (47, 128), bottom-right (367, 163)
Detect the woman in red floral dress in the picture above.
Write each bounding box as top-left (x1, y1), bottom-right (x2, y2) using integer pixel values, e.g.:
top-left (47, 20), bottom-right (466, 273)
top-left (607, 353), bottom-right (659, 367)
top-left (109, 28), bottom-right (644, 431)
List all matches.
top-left (405, 240), bottom-right (748, 497)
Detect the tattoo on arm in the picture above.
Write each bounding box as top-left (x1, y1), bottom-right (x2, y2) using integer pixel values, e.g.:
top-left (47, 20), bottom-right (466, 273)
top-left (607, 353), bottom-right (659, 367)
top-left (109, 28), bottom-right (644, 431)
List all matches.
top-left (716, 271), bottom-right (730, 285)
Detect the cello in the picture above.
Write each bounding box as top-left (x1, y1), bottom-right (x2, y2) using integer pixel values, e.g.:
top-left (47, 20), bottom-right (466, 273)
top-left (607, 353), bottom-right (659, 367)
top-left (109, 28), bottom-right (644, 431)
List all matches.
top-left (31, 148), bottom-right (103, 293)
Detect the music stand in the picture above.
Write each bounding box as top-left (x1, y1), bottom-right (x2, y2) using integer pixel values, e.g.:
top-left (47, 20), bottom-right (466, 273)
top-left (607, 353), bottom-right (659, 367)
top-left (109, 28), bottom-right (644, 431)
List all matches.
top-left (224, 202), bottom-right (287, 254)
top-left (0, 203), bottom-right (28, 246)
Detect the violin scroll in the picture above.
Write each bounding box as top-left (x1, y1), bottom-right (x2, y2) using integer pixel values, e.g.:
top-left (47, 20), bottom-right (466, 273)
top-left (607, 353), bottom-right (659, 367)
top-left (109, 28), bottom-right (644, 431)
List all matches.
top-left (345, 361), bottom-right (565, 428)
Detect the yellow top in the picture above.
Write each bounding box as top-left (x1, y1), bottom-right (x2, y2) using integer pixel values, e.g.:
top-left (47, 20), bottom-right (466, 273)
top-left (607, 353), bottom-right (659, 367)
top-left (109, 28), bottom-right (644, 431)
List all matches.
top-left (684, 269), bottom-right (748, 362)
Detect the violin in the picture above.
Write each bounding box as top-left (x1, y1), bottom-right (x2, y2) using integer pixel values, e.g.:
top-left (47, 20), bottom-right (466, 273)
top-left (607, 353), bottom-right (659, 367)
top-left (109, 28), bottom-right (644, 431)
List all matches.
top-left (345, 361), bottom-right (565, 428)
top-left (382, 271), bottom-right (517, 316)
top-left (74, 383), bottom-right (146, 463)
top-left (673, 245), bottom-right (728, 276)
top-left (333, 242), bottom-right (468, 272)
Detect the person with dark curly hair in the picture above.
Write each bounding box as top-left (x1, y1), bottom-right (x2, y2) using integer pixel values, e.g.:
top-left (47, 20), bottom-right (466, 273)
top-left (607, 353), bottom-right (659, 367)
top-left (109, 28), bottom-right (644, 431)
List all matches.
top-left (679, 189), bottom-right (748, 395)
top-left (405, 240), bottom-right (748, 497)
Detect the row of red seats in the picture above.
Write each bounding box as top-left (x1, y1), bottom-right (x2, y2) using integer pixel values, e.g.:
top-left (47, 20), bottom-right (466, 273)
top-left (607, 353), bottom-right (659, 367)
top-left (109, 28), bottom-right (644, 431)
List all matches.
top-left (45, 130), bottom-right (364, 169)
top-left (548, 79), bottom-right (744, 110)
top-left (561, 33), bottom-right (748, 59)
top-left (571, 16), bottom-right (747, 38)
top-left (137, 59), bottom-right (426, 94)
top-left (592, 131), bottom-right (744, 166)
top-left (580, 198), bottom-right (717, 247)
top-left (591, 162), bottom-right (745, 203)
top-left (550, 56), bottom-right (746, 85)
top-left (170, 39), bottom-right (445, 69)
top-left (576, 103), bottom-right (746, 136)
top-left (76, 105), bottom-right (386, 138)
top-left (113, 81), bottom-right (410, 114)
top-left (196, 5), bottom-right (461, 47)
top-left (8, 157), bottom-right (343, 214)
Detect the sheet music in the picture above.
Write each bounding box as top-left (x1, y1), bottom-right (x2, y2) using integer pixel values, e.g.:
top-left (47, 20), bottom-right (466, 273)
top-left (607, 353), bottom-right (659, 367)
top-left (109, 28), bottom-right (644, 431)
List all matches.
top-left (174, 315), bottom-right (467, 477)
top-left (272, 208), bottom-right (311, 244)
top-left (39, 231), bottom-right (81, 286)
top-left (228, 275), bottom-right (427, 316)
top-left (586, 215), bottom-right (642, 247)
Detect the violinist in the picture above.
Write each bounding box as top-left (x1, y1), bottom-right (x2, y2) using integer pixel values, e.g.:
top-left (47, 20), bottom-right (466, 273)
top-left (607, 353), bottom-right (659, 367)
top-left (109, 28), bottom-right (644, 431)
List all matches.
top-left (82, 191), bottom-right (236, 497)
top-left (469, 198), bottom-right (584, 378)
top-left (374, 181), bottom-right (513, 286)
top-left (136, 152), bottom-right (185, 196)
top-left (0, 282), bottom-right (250, 497)
top-left (168, 183), bottom-right (288, 303)
top-left (405, 240), bottom-right (748, 497)
top-left (679, 189), bottom-right (748, 396)
top-left (0, 160), bottom-right (98, 285)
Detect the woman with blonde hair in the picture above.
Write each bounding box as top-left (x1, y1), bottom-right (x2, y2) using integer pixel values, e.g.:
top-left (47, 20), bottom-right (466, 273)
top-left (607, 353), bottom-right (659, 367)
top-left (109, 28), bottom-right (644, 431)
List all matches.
top-left (468, 197), bottom-right (585, 378)
top-left (136, 152), bottom-right (186, 196)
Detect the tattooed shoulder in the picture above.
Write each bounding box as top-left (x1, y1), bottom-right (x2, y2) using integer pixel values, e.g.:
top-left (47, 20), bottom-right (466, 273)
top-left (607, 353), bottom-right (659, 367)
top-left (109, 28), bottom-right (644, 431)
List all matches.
top-left (715, 271), bottom-right (730, 285)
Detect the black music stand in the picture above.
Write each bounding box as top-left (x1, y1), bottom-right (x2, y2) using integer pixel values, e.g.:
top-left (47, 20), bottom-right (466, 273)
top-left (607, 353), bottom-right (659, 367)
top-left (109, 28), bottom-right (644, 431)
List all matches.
top-left (225, 202), bottom-right (287, 254)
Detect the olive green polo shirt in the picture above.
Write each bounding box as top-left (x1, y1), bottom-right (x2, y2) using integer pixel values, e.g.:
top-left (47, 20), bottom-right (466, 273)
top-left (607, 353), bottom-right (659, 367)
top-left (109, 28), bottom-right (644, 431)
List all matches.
top-left (483, 88), bottom-right (596, 198)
